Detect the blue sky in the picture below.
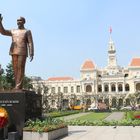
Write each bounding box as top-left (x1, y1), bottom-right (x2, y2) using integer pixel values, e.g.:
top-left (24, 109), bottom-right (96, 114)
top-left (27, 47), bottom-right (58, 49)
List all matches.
top-left (0, 0), bottom-right (140, 79)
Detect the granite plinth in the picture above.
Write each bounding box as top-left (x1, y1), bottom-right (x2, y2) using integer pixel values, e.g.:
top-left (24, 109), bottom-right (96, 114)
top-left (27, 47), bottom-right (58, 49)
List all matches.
top-left (0, 90), bottom-right (42, 139)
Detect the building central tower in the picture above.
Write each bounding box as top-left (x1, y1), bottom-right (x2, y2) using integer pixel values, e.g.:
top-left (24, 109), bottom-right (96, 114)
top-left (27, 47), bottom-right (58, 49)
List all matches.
top-left (106, 27), bottom-right (121, 75)
top-left (107, 28), bottom-right (118, 68)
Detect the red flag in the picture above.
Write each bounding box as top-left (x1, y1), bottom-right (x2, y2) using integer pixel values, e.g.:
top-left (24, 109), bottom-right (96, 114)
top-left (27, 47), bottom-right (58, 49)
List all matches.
top-left (109, 26), bottom-right (112, 34)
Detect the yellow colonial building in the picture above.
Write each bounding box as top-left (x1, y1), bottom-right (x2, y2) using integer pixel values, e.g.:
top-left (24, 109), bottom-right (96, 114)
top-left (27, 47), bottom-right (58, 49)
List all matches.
top-left (32, 34), bottom-right (140, 110)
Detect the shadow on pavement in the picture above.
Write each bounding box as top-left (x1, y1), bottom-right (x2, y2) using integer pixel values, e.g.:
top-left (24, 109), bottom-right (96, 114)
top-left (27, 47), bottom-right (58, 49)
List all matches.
top-left (69, 130), bottom-right (87, 134)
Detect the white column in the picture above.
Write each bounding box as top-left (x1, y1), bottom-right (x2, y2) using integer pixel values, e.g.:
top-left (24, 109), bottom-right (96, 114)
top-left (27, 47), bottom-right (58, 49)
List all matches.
top-left (116, 83), bottom-right (118, 93)
top-left (109, 83), bottom-right (111, 93)
top-left (73, 85), bottom-right (76, 93)
top-left (102, 84), bottom-right (104, 93)
top-left (123, 83), bottom-right (125, 93)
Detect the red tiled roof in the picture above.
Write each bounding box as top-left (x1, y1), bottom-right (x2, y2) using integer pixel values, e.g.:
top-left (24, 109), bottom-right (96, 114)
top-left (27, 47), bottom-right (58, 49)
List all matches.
top-left (130, 58), bottom-right (140, 66)
top-left (81, 59), bottom-right (95, 70)
top-left (47, 77), bottom-right (74, 81)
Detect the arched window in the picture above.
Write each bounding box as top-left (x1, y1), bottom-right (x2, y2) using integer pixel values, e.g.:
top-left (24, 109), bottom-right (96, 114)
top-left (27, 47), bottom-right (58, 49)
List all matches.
top-left (126, 98), bottom-right (130, 106)
top-left (125, 84), bottom-right (130, 91)
top-left (76, 86), bottom-right (80, 93)
top-left (51, 87), bottom-right (55, 93)
top-left (118, 84), bottom-right (123, 92)
top-left (51, 100), bottom-right (55, 106)
top-left (136, 83), bottom-right (140, 91)
top-left (104, 98), bottom-right (109, 107)
top-left (63, 87), bottom-right (68, 93)
top-left (62, 99), bottom-right (69, 108)
top-left (86, 85), bottom-right (92, 92)
top-left (137, 98), bottom-right (140, 104)
top-left (98, 85), bottom-right (102, 92)
top-left (118, 99), bottom-right (123, 107)
top-left (104, 84), bottom-right (109, 92)
top-left (111, 84), bottom-right (116, 92)
top-left (112, 98), bottom-right (117, 108)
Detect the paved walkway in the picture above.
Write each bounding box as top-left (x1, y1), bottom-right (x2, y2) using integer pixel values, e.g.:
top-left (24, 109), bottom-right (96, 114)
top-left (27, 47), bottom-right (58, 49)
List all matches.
top-left (61, 112), bottom-right (91, 121)
top-left (104, 112), bottom-right (125, 121)
top-left (62, 111), bottom-right (125, 121)
top-left (60, 126), bottom-right (140, 140)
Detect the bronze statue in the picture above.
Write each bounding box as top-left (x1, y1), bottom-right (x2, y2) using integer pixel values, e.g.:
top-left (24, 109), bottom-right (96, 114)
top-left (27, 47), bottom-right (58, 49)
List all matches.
top-left (0, 14), bottom-right (34, 90)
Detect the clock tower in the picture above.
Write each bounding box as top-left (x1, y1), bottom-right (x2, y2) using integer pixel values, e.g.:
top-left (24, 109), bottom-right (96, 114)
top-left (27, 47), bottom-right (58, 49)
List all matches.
top-left (107, 28), bottom-right (118, 68)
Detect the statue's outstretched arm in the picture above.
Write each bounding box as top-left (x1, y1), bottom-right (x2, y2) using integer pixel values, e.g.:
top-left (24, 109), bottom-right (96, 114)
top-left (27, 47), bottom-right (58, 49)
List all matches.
top-left (0, 15), bottom-right (12, 36)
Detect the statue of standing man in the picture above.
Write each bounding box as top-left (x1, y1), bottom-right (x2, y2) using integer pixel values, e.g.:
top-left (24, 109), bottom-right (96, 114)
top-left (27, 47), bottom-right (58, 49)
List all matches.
top-left (0, 14), bottom-right (34, 90)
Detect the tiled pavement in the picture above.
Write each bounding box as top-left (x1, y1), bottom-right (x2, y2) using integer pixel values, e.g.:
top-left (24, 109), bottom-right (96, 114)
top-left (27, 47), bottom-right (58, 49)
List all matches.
top-left (60, 126), bottom-right (140, 140)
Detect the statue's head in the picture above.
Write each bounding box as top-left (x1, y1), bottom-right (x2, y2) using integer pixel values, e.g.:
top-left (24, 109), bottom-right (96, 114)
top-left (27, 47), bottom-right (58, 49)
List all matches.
top-left (17, 17), bottom-right (26, 28)
top-left (17, 17), bottom-right (26, 23)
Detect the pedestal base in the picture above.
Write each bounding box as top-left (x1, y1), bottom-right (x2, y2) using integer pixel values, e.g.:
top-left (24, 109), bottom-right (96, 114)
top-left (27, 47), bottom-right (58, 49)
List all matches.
top-left (0, 90), bottom-right (42, 139)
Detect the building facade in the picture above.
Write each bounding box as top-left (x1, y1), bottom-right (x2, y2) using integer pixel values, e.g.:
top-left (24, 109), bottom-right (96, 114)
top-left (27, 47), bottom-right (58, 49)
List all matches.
top-left (32, 34), bottom-right (140, 109)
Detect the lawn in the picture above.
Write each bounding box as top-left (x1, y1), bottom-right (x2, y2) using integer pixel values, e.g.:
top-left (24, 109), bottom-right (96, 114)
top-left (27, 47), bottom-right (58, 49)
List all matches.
top-left (64, 111), bottom-right (140, 126)
top-left (74, 112), bottom-right (111, 121)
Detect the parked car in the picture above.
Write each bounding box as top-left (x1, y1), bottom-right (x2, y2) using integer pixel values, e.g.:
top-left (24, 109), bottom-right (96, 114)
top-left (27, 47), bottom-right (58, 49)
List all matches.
top-left (88, 106), bottom-right (98, 111)
top-left (120, 106), bottom-right (132, 110)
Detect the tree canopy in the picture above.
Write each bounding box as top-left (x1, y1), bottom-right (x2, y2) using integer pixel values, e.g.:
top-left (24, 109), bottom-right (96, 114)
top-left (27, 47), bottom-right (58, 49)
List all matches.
top-left (0, 61), bottom-right (33, 90)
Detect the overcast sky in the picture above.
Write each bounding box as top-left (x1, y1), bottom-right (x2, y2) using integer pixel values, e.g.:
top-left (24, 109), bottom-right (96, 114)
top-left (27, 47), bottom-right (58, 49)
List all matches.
top-left (0, 0), bottom-right (140, 79)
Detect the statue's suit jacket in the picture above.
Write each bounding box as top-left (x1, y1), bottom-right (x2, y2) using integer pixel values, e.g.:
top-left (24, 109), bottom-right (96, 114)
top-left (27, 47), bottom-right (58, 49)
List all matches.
top-left (9, 29), bottom-right (34, 57)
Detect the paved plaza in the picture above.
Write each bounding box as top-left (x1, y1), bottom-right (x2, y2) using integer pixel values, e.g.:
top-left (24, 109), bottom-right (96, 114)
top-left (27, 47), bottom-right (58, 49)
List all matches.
top-left (60, 126), bottom-right (140, 140)
top-left (58, 112), bottom-right (140, 140)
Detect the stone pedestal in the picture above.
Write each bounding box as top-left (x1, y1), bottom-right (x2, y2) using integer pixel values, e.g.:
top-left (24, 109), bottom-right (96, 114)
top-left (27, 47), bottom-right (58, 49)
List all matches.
top-left (0, 90), bottom-right (42, 139)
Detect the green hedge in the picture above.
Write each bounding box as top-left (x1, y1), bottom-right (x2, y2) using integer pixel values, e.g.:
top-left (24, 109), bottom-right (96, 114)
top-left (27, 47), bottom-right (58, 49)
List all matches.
top-left (47, 110), bottom-right (81, 118)
top-left (66, 111), bottom-right (140, 126)
top-left (66, 119), bottom-right (140, 126)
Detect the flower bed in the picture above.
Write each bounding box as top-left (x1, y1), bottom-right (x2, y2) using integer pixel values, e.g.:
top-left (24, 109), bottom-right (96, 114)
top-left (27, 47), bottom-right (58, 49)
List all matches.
top-left (134, 115), bottom-right (140, 119)
top-left (126, 111), bottom-right (140, 120)
top-left (132, 111), bottom-right (140, 120)
top-left (24, 117), bottom-right (67, 132)
top-left (23, 117), bottom-right (68, 140)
